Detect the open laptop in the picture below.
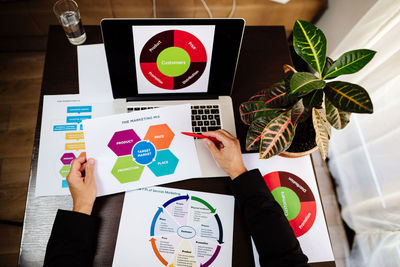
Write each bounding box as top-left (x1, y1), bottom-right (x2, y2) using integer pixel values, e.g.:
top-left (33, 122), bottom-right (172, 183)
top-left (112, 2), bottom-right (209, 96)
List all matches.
top-left (101, 18), bottom-right (245, 177)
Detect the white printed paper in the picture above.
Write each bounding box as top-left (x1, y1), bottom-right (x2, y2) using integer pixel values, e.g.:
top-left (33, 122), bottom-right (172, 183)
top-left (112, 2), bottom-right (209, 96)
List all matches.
top-left (112, 186), bottom-right (234, 267)
top-left (243, 154), bottom-right (334, 264)
top-left (35, 95), bottom-right (113, 197)
top-left (77, 44), bottom-right (114, 102)
top-left (83, 104), bottom-right (202, 196)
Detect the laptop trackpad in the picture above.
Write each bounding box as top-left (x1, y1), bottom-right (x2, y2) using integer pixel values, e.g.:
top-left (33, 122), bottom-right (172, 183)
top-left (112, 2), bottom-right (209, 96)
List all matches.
top-left (195, 141), bottom-right (228, 178)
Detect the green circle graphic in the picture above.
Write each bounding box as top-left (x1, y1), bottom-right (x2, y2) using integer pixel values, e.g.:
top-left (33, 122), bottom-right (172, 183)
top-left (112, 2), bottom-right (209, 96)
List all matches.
top-left (271, 187), bottom-right (301, 221)
top-left (156, 47), bottom-right (191, 77)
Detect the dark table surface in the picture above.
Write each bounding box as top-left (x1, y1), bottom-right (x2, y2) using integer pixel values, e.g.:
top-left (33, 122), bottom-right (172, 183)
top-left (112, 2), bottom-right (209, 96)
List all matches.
top-left (19, 25), bottom-right (335, 267)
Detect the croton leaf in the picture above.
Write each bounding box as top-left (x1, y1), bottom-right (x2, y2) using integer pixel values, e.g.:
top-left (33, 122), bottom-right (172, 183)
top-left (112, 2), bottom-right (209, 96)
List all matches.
top-left (249, 81), bottom-right (298, 107)
top-left (259, 111), bottom-right (296, 159)
top-left (322, 57), bottom-right (334, 79)
top-left (291, 99), bottom-right (307, 124)
top-left (324, 81), bottom-right (373, 113)
top-left (245, 117), bottom-right (269, 151)
top-left (312, 108), bottom-right (331, 160)
top-left (293, 20), bottom-right (327, 75)
top-left (302, 89), bottom-right (323, 110)
top-left (325, 98), bottom-right (351, 130)
top-left (239, 101), bottom-right (285, 125)
top-left (290, 72), bottom-right (326, 95)
top-left (324, 49), bottom-right (376, 79)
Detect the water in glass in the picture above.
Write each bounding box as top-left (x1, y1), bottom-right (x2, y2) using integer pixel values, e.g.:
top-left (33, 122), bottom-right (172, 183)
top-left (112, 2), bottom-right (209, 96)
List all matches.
top-left (60, 10), bottom-right (86, 45)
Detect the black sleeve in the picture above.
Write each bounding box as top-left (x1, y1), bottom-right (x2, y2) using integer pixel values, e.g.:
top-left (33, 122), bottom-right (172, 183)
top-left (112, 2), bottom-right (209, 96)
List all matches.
top-left (44, 209), bottom-right (99, 267)
top-left (231, 169), bottom-right (309, 267)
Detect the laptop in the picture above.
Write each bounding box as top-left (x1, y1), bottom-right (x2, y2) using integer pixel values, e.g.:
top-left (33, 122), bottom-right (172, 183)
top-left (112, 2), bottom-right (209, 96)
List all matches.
top-left (101, 18), bottom-right (245, 177)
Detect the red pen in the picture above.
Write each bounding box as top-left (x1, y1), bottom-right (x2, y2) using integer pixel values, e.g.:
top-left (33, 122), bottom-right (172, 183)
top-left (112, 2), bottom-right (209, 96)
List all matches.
top-left (181, 132), bottom-right (221, 145)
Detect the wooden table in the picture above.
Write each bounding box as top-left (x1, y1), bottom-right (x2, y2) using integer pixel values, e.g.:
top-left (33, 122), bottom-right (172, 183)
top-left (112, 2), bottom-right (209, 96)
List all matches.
top-left (19, 25), bottom-right (335, 267)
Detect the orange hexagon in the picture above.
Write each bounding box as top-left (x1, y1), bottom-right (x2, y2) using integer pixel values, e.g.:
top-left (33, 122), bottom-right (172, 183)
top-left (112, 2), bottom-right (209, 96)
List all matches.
top-left (144, 124), bottom-right (175, 150)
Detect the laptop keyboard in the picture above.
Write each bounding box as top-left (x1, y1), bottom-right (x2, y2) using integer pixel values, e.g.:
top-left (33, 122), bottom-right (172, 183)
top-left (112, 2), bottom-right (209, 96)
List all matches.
top-left (127, 105), bottom-right (222, 135)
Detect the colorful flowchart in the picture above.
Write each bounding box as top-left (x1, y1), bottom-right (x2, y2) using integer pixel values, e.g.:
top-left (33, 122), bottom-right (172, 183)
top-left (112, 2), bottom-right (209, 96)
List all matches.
top-left (150, 194), bottom-right (224, 267)
top-left (108, 124), bottom-right (179, 183)
top-left (53, 105), bottom-right (92, 188)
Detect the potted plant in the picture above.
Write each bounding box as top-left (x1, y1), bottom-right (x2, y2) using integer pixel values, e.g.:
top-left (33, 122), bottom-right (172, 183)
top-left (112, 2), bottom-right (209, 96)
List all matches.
top-left (239, 20), bottom-right (376, 160)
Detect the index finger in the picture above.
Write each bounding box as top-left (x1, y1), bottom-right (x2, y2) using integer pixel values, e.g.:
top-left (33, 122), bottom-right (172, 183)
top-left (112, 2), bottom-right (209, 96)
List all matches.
top-left (70, 155), bottom-right (87, 172)
top-left (203, 131), bottom-right (233, 145)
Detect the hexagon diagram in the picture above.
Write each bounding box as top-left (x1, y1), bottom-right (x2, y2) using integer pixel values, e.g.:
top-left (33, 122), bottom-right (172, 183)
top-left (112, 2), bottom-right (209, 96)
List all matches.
top-left (144, 124), bottom-right (175, 150)
top-left (108, 124), bottom-right (179, 184)
top-left (148, 150), bottom-right (179, 177)
top-left (60, 152), bottom-right (76, 165)
top-left (59, 165), bottom-right (71, 178)
top-left (108, 129), bottom-right (141, 156)
top-left (111, 156), bottom-right (145, 183)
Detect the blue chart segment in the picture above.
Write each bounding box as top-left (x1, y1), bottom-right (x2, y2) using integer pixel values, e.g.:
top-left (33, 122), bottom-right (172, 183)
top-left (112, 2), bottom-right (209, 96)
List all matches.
top-left (150, 194), bottom-right (224, 266)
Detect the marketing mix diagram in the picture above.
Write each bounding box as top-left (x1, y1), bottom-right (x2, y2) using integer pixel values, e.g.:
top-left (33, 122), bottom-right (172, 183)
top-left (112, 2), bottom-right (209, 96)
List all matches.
top-left (83, 104), bottom-right (202, 196)
top-left (243, 154), bottom-right (335, 264)
top-left (36, 95), bottom-right (113, 197)
top-left (132, 25), bottom-right (215, 94)
top-left (113, 186), bottom-right (234, 267)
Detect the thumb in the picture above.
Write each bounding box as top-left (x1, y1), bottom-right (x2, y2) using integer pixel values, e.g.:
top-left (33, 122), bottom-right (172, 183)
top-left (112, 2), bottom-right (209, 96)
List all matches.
top-left (85, 158), bottom-right (95, 183)
top-left (203, 139), bottom-right (219, 156)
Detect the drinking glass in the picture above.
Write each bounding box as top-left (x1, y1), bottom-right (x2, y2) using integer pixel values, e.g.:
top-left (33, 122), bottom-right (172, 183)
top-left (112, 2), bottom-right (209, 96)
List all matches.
top-left (53, 0), bottom-right (86, 45)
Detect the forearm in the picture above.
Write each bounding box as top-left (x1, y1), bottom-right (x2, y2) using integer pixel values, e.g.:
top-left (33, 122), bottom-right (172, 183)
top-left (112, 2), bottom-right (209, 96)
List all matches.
top-left (44, 209), bottom-right (99, 267)
top-left (231, 169), bottom-right (308, 267)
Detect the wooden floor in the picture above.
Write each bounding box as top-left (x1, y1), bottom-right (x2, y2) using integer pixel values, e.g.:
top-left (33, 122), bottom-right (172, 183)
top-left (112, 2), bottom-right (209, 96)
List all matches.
top-left (0, 52), bottom-right (350, 266)
top-left (0, 52), bottom-right (44, 266)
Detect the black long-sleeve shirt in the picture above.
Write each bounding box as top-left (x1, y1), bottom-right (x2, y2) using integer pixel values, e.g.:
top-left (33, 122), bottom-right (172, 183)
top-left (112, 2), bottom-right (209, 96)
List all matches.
top-left (44, 169), bottom-right (308, 266)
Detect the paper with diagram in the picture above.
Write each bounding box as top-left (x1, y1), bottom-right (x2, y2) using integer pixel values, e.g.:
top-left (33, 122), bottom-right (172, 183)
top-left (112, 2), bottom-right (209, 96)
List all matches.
top-left (35, 95), bottom-right (113, 197)
top-left (112, 186), bottom-right (234, 267)
top-left (242, 153), bottom-right (334, 264)
top-left (83, 104), bottom-right (201, 196)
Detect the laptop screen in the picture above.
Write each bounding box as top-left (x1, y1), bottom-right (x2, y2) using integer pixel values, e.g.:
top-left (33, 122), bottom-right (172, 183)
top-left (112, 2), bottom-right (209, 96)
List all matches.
top-left (133, 25), bottom-right (215, 94)
top-left (101, 19), bottom-right (245, 100)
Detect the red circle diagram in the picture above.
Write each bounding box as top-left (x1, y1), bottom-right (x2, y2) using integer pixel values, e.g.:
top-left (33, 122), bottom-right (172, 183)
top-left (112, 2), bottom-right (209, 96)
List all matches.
top-left (263, 171), bottom-right (317, 237)
top-left (139, 30), bottom-right (207, 90)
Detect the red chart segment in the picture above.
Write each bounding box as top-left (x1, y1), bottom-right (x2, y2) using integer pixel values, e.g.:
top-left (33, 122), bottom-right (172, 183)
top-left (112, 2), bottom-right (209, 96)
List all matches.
top-left (174, 30), bottom-right (207, 62)
top-left (263, 171), bottom-right (317, 237)
top-left (289, 201), bottom-right (317, 237)
top-left (140, 62), bottom-right (174, 90)
top-left (263, 171), bottom-right (281, 191)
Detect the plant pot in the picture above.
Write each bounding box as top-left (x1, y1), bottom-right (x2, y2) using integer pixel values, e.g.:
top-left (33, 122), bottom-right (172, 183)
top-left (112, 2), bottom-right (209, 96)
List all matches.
top-left (279, 116), bottom-right (317, 158)
top-left (279, 146), bottom-right (318, 158)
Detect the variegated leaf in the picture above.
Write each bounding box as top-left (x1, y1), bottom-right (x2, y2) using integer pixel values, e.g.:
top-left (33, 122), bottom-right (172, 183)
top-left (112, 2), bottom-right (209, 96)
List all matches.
top-left (291, 99), bottom-right (308, 124)
top-left (325, 98), bottom-right (351, 129)
top-left (260, 111), bottom-right (296, 159)
top-left (322, 57), bottom-right (334, 79)
top-left (312, 108), bottom-right (331, 160)
top-left (302, 89), bottom-right (323, 110)
top-left (239, 101), bottom-right (285, 125)
top-left (290, 72), bottom-right (326, 95)
top-left (245, 117), bottom-right (269, 151)
top-left (249, 80), bottom-right (297, 107)
top-left (293, 20), bottom-right (327, 75)
top-left (324, 81), bottom-right (373, 113)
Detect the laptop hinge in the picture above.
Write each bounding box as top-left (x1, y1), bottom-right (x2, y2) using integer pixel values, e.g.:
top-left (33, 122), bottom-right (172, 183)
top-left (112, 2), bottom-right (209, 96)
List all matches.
top-left (126, 94), bottom-right (220, 102)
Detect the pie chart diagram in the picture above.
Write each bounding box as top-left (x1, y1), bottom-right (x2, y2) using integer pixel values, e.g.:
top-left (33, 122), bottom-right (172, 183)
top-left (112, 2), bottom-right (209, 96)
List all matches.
top-left (139, 30), bottom-right (207, 90)
top-left (263, 171), bottom-right (317, 237)
top-left (149, 194), bottom-right (224, 266)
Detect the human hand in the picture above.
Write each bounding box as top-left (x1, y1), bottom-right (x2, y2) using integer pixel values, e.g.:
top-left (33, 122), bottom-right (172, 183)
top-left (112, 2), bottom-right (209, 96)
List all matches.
top-left (202, 130), bottom-right (247, 180)
top-left (66, 152), bottom-right (97, 215)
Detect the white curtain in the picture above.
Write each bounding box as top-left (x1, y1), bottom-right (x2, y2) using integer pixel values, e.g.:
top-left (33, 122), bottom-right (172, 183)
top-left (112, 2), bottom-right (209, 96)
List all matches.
top-left (327, 0), bottom-right (400, 266)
